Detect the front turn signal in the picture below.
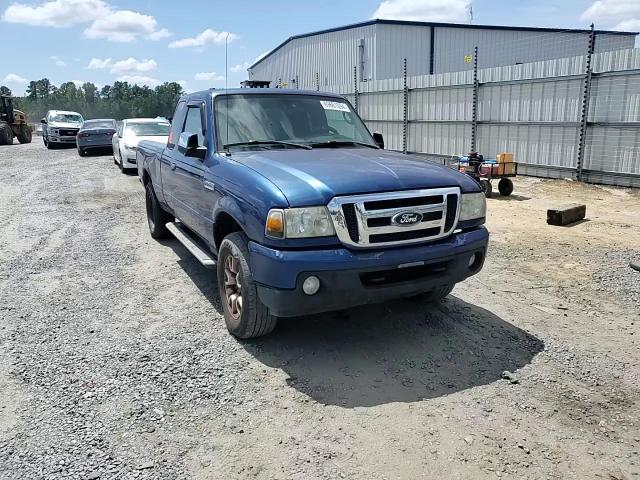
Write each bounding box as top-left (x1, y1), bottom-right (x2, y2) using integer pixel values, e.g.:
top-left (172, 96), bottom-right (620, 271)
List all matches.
top-left (265, 210), bottom-right (285, 238)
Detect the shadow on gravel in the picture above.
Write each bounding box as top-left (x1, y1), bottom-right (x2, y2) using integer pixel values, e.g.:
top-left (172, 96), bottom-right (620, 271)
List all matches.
top-left (163, 240), bottom-right (544, 408)
top-left (244, 297), bottom-right (544, 407)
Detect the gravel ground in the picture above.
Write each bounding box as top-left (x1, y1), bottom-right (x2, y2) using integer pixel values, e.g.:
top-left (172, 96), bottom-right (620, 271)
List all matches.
top-left (0, 141), bottom-right (639, 480)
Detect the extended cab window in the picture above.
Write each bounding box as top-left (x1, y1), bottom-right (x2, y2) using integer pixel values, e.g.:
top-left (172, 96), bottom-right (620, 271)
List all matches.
top-left (183, 106), bottom-right (205, 146)
top-left (168, 101), bottom-right (186, 148)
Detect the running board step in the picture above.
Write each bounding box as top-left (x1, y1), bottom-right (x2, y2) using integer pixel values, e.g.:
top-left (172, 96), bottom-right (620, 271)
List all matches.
top-left (166, 222), bottom-right (217, 269)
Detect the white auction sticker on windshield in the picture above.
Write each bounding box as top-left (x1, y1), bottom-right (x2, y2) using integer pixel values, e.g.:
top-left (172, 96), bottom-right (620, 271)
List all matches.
top-left (320, 100), bottom-right (350, 112)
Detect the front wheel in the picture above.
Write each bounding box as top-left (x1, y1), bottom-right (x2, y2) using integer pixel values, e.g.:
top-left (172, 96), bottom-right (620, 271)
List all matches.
top-left (410, 284), bottom-right (454, 303)
top-left (217, 232), bottom-right (278, 339)
top-left (17, 124), bottom-right (32, 144)
top-left (145, 182), bottom-right (173, 239)
top-left (480, 179), bottom-right (492, 198)
top-left (78, 147), bottom-right (86, 157)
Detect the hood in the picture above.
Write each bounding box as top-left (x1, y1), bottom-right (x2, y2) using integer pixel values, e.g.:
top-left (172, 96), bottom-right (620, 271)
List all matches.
top-left (125, 135), bottom-right (168, 146)
top-left (49, 121), bottom-right (82, 129)
top-left (231, 147), bottom-right (481, 206)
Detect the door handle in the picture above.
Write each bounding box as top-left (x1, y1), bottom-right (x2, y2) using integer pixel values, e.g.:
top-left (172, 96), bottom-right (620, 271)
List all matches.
top-left (170, 162), bottom-right (177, 171)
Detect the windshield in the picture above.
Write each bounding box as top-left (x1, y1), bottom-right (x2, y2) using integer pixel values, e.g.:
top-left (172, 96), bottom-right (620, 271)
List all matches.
top-left (214, 94), bottom-right (376, 150)
top-left (125, 123), bottom-right (170, 136)
top-left (51, 113), bottom-right (83, 123)
top-left (83, 120), bottom-right (115, 129)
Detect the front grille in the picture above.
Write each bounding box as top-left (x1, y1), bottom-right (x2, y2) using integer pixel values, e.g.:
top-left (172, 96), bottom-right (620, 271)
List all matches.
top-left (59, 129), bottom-right (78, 136)
top-left (328, 188), bottom-right (460, 248)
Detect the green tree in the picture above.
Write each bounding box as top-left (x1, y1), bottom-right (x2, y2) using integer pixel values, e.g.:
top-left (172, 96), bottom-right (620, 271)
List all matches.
top-left (0, 86), bottom-right (12, 96)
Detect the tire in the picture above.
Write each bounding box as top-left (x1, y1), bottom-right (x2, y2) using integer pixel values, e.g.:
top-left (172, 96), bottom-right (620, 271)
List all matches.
top-left (0, 123), bottom-right (13, 145)
top-left (78, 147), bottom-right (86, 157)
top-left (480, 179), bottom-right (492, 198)
top-left (45, 137), bottom-right (54, 149)
top-left (217, 232), bottom-right (278, 339)
top-left (145, 182), bottom-right (173, 239)
top-left (16, 124), bottom-right (32, 144)
top-left (498, 178), bottom-right (514, 196)
top-left (411, 284), bottom-right (455, 303)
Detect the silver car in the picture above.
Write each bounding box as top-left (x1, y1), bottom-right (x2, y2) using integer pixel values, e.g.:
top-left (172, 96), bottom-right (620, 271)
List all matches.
top-left (76, 119), bottom-right (116, 156)
top-left (112, 118), bottom-right (170, 174)
top-left (41, 110), bottom-right (84, 149)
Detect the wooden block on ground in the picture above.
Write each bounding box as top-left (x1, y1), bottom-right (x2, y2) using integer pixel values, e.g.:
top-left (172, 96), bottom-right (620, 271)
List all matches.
top-left (546, 204), bottom-right (586, 226)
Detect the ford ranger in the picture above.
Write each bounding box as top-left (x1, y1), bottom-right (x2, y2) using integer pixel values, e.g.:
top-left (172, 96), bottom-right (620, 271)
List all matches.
top-left (137, 89), bottom-right (488, 338)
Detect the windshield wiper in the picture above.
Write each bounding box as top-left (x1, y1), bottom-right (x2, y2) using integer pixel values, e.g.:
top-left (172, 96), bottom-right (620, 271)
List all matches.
top-left (223, 140), bottom-right (312, 150)
top-left (309, 140), bottom-right (379, 149)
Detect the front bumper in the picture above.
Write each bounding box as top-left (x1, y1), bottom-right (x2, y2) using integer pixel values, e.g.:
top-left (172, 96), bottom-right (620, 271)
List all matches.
top-left (250, 227), bottom-right (488, 317)
top-left (48, 135), bottom-right (76, 144)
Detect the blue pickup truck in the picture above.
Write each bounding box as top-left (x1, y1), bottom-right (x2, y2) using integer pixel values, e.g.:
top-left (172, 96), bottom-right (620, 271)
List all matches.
top-left (137, 88), bottom-right (488, 338)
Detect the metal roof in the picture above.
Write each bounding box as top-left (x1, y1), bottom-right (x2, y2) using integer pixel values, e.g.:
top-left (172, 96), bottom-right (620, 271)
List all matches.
top-left (249, 18), bottom-right (638, 69)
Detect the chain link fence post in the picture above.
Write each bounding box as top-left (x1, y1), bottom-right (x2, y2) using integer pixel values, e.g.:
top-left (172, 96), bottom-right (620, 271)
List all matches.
top-left (576, 23), bottom-right (596, 182)
top-left (471, 46), bottom-right (479, 154)
top-left (403, 58), bottom-right (408, 154)
top-left (353, 66), bottom-right (359, 113)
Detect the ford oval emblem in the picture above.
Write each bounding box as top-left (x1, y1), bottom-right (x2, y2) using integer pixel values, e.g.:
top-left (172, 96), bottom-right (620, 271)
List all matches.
top-left (391, 211), bottom-right (423, 226)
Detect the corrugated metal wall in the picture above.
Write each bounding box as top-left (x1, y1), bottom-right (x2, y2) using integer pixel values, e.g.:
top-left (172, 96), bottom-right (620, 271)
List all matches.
top-left (248, 24), bottom-right (377, 89)
top-left (346, 48), bottom-right (640, 188)
top-left (248, 23), bottom-right (636, 85)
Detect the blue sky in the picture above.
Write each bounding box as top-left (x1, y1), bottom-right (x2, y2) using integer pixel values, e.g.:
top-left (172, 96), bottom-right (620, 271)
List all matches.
top-left (1, 0), bottom-right (638, 95)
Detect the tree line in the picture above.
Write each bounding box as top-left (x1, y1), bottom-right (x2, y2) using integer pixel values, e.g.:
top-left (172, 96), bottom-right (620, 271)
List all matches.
top-left (0, 79), bottom-right (183, 123)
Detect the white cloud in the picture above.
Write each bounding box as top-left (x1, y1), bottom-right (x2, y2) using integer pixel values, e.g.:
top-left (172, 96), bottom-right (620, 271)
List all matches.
top-left (2, 0), bottom-right (108, 27)
top-left (3, 73), bottom-right (28, 84)
top-left (194, 72), bottom-right (225, 81)
top-left (116, 75), bottom-right (160, 86)
top-left (581, 0), bottom-right (640, 31)
top-left (2, 0), bottom-right (170, 43)
top-left (84, 10), bottom-right (171, 42)
top-left (50, 55), bottom-right (67, 67)
top-left (372, 0), bottom-right (470, 22)
top-left (231, 61), bottom-right (251, 73)
top-left (87, 58), bottom-right (113, 69)
top-left (169, 29), bottom-right (237, 48)
top-left (109, 58), bottom-right (157, 76)
top-left (614, 19), bottom-right (640, 30)
top-left (70, 80), bottom-right (84, 88)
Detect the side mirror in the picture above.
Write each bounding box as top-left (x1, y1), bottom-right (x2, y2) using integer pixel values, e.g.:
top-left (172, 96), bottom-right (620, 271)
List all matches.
top-left (373, 132), bottom-right (384, 149)
top-left (41, 118), bottom-right (47, 124)
top-left (178, 132), bottom-right (206, 159)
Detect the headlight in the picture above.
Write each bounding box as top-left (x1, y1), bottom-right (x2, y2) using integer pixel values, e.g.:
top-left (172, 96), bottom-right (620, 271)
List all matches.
top-left (459, 192), bottom-right (486, 221)
top-left (266, 207), bottom-right (335, 239)
top-left (49, 128), bottom-right (59, 135)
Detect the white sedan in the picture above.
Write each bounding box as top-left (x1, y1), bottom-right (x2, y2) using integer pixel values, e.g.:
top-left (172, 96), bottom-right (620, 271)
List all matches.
top-left (112, 118), bottom-right (170, 174)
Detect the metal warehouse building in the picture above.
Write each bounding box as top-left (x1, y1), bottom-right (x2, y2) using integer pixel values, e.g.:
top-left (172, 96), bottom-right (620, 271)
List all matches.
top-left (247, 19), bottom-right (636, 89)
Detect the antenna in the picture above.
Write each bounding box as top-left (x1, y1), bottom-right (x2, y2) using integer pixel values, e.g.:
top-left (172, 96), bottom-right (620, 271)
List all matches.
top-left (468, 5), bottom-right (473, 24)
top-left (225, 32), bottom-right (230, 153)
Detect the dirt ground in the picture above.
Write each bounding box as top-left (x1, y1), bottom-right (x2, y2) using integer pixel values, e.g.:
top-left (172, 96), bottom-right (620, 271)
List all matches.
top-left (0, 141), bottom-right (639, 480)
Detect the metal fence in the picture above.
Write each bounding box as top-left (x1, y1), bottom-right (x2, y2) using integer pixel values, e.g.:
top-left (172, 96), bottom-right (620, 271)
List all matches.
top-left (319, 34), bottom-right (640, 188)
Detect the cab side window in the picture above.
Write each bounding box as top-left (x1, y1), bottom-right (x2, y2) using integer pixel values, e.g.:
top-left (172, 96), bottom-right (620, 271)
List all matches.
top-left (183, 105), bottom-right (205, 146)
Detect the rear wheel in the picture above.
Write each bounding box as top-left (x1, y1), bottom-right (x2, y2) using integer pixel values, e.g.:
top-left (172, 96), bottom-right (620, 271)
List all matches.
top-left (498, 178), bottom-right (514, 196)
top-left (145, 182), bottom-right (173, 239)
top-left (16, 124), bottom-right (32, 144)
top-left (217, 232), bottom-right (278, 339)
top-left (0, 123), bottom-right (13, 145)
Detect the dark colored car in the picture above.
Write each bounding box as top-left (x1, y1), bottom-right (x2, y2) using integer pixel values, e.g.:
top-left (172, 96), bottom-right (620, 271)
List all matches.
top-left (76, 119), bottom-right (117, 156)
